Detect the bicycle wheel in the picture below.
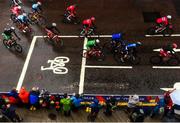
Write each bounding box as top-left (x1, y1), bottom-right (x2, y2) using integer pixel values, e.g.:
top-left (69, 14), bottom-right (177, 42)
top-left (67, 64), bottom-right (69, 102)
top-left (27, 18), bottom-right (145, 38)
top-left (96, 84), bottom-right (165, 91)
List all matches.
top-left (150, 56), bottom-right (162, 65)
top-left (81, 49), bottom-right (89, 58)
top-left (55, 37), bottom-right (63, 47)
top-left (167, 58), bottom-right (179, 66)
top-left (10, 14), bottom-right (17, 23)
top-left (146, 27), bottom-right (155, 35)
top-left (96, 51), bottom-right (105, 62)
top-left (3, 39), bottom-right (9, 48)
top-left (114, 53), bottom-right (123, 64)
top-left (129, 56), bottom-right (141, 65)
top-left (163, 28), bottom-right (173, 37)
top-left (28, 13), bottom-right (37, 23)
top-left (14, 44), bottom-right (22, 53)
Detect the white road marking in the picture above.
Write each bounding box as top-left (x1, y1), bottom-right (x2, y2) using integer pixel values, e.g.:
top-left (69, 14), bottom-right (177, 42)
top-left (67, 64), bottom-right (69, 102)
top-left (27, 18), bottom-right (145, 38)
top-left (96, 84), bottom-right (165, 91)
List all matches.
top-left (153, 48), bottom-right (180, 52)
top-left (35, 35), bottom-right (112, 38)
top-left (41, 56), bottom-right (70, 74)
top-left (85, 65), bottom-right (132, 69)
top-left (153, 66), bottom-right (180, 69)
top-left (145, 34), bottom-right (180, 37)
top-left (160, 88), bottom-right (174, 91)
top-left (79, 37), bottom-right (88, 94)
top-left (16, 36), bottom-right (37, 92)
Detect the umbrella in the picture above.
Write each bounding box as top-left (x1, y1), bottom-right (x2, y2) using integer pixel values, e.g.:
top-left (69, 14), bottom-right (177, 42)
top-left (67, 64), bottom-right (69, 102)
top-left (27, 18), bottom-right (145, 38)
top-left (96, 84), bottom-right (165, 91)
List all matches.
top-left (170, 89), bottom-right (180, 105)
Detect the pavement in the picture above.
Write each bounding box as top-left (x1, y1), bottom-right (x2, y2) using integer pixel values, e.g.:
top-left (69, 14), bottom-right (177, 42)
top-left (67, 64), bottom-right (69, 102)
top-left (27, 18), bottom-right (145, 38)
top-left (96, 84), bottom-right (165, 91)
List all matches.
top-left (1, 0), bottom-right (180, 96)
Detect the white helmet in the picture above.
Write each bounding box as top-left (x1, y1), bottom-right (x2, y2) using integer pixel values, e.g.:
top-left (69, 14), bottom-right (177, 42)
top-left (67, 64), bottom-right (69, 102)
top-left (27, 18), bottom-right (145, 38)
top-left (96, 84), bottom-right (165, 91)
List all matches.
top-left (37, 2), bottom-right (42, 5)
top-left (23, 13), bottom-right (27, 16)
top-left (52, 23), bottom-right (57, 27)
top-left (17, 6), bottom-right (22, 9)
top-left (167, 15), bottom-right (172, 19)
top-left (95, 39), bottom-right (100, 44)
top-left (10, 27), bottom-right (15, 30)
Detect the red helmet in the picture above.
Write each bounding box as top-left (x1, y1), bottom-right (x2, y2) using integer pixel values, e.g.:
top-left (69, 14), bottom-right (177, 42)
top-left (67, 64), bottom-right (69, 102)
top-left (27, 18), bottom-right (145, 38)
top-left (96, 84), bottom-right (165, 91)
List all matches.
top-left (172, 43), bottom-right (177, 49)
top-left (90, 17), bottom-right (95, 22)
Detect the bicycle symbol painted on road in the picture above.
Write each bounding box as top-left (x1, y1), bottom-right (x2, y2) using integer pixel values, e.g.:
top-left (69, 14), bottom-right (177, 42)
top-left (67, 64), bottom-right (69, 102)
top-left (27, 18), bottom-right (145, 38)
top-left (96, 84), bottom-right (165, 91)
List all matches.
top-left (41, 57), bottom-right (70, 74)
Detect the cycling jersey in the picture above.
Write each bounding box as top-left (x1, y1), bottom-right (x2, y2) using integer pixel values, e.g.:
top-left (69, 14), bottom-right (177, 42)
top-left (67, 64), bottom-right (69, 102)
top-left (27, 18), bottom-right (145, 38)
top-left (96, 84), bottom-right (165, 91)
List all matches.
top-left (156, 17), bottom-right (168, 26)
top-left (17, 14), bottom-right (30, 24)
top-left (67, 5), bottom-right (76, 15)
top-left (11, 6), bottom-right (21, 16)
top-left (83, 19), bottom-right (93, 28)
top-left (32, 3), bottom-right (41, 12)
top-left (2, 29), bottom-right (19, 40)
top-left (45, 25), bottom-right (60, 35)
top-left (86, 39), bottom-right (96, 49)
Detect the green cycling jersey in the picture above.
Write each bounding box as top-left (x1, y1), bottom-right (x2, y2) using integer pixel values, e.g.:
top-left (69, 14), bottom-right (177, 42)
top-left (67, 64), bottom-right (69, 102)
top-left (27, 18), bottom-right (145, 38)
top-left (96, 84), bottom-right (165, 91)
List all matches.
top-left (86, 39), bottom-right (96, 49)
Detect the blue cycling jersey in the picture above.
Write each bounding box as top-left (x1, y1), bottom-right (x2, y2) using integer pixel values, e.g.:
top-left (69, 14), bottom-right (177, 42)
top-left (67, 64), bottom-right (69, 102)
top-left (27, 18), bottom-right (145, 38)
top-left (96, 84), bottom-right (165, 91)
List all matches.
top-left (17, 15), bottom-right (28, 23)
top-left (127, 43), bottom-right (138, 48)
top-left (32, 4), bottom-right (39, 9)
top-left (112, 33), bottom-right (122, 42)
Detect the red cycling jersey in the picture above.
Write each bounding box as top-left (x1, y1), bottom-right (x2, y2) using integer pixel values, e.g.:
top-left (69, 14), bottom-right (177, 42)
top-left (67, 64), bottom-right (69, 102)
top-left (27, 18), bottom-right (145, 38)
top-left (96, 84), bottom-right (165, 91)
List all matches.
top-left (156, 17), bottom-right (168, 26)
top-left (67, 5), bottom-right (76, 15)
top-left (11, 6), bottom-right (21, 16)
top-left (83, 19), bottom-right (93, 28)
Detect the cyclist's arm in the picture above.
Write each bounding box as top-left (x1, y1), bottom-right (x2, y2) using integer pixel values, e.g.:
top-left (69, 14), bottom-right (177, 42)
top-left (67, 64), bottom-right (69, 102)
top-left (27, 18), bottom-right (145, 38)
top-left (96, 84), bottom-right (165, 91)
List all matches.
top-left (54, 27), bottom-right (60, 34)
top-left (12, 31), bottom-right (20, 40)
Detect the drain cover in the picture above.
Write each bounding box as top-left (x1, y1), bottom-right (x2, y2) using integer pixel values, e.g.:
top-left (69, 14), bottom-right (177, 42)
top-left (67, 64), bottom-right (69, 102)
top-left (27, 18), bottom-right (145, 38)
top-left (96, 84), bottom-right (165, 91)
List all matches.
top-left (143, 12), bottom-right (161, 23)
top-left (48, 113), bottom-right (57, 120)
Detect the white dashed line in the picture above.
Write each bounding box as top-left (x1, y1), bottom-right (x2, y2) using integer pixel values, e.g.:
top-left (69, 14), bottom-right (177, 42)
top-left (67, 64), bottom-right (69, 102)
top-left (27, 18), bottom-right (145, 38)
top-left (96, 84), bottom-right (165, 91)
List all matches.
top-left (153, 66), bottom-right (180, 69)
top-left (145, 34), bottom-right (180, 37)
top-left (85, 65), bottom-right (132, 69)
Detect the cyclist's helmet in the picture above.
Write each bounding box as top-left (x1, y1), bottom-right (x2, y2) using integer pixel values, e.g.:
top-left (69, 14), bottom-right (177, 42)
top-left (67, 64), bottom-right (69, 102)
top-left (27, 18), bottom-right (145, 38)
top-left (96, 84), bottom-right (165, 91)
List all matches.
top-left (167, 15), bottom-right (172, 19)
top-left (172, 43), bottom-right (177, 49)
top-left (136, 42), bottom-right (142, 46)
top-left (37, 1), bottom-right (42, 6)
top-left (10, 27), bottom-right (15, 31)
top-left (52, 23), bottom-right (57, 27)
top-left (17, 6), bottom-right (22, 10)
top-left (90, 17), bottom-right (95, 22)
top-left (23, 13), bottom-right (27, 16)
top-left (96, 39), bottom-right (100, 44)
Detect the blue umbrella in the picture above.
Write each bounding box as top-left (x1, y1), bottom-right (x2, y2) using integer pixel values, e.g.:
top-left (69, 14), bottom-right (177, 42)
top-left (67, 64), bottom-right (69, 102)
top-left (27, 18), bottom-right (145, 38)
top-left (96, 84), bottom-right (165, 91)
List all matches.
top-left (170, 89), bottom-right (180, 105)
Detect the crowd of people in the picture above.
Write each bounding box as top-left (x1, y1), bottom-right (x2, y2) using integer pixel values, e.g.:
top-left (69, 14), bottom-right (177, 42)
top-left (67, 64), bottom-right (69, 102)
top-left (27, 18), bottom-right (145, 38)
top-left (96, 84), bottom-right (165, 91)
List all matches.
top-left (0, 86), bottom-right (179, 122)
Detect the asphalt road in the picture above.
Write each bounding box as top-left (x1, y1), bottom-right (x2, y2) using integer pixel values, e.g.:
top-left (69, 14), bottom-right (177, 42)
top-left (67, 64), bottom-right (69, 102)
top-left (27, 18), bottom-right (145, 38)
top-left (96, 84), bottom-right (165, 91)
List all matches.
top-left (0, 0), bottom-right (180, 95)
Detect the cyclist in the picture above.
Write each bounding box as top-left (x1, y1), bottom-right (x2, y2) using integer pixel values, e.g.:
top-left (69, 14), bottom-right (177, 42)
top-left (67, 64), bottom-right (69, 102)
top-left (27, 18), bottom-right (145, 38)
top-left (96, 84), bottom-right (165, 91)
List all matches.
top-left (2, 27), bottom-right (20, 48)
top-left (156, 15), bottom-right (172, 28)
top-left (17, 13), bottom-right (31, 26)
top-left (120, 42), bottom-right (142, 62)
top-left (66, 4), bottom-right (77, 21)
top-left (86, 39), bottom-right (100, 56)
top-left (11, 5), bottom-right (22, 16)
top-left (32, 2), bottom-right (42, 13)
top-left (161, 43), bottom-right (177, 57)
top-left (45, 23), bottom-right (60, 38)
top-left (112, 33), bottom-right (126, 47)
top-left (82, 17), bottom-right (96, 30)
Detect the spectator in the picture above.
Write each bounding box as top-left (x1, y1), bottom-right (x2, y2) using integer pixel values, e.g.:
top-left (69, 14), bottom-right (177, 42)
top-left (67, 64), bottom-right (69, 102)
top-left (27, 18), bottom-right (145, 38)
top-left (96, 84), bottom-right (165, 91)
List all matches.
top-left (70, 93), bottom-right (83, 112)
top-left (163, 91), bottom-right (173, 117)
top-left (60, 93), bottom-right (72, 116)
top-left (87, 98), bottom-right (101, 122)
top-left (0, 95), bottom-right (6, 109)
top-left (29, 87), bottom-right (40, 111)
top-left (103, 96), bottom-right (117, 116)
top-left (1, 104), bottom-right (23, 122)
top-left (127, 94), bottom-right (139, 114)
top-left (18, 87), bottom-right (29, 105)
top-left (129, 107), bottom-right (145, 122)
top-left (8, 88), bottom-right (20, 104)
